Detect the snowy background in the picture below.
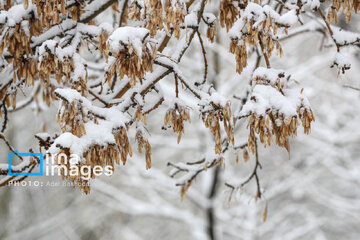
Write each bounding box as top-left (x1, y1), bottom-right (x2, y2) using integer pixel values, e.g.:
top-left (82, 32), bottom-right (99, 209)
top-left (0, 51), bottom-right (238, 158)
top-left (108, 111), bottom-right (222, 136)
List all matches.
top-left (1, 1), bottom-right (360, 240)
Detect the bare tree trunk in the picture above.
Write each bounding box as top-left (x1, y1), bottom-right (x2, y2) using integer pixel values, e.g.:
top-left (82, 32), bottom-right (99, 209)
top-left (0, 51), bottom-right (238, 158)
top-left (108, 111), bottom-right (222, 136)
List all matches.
top-left (206, 166), bottom-right (220, 240)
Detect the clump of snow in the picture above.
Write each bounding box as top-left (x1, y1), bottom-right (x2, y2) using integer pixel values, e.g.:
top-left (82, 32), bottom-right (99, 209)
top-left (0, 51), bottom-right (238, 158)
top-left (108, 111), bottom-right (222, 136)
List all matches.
top-left (185, 12), bottom-right (198, 27)
top-left (0, 3), bottom-right (35, 25)
top-left (253, 67), bottom-right (290, 87)
top-left (331, 52), bottom-right (351, 75)
top-left (50, 88), bottom-right (132, 159)
top-left (203, 13), bottom-right (216, 24)
top-left (240, 68), bottom-right (311, 118)
top-left (332, 27), bottom-right (360, 45)
top-left (107, 26), bottom-right (150, 56)
top-left (277, 9), bottom-right (298, 26)
top-left (229, 2), bottom-right (297, 39)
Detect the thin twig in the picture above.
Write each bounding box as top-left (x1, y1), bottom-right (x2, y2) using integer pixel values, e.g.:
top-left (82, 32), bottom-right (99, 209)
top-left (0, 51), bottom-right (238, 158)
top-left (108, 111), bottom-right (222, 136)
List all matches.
top-left (1, 102), bottom-right (8, 132)
top-left (196, 30), bottom-right (208, 86)
top-left (343, 85), bottom-right (360, 91)
top-left (0, 133), bottom-right (24, 161)
top-left (175, 74), bottom-right (179, 98)
top-left (119, 0), bottom-right (129, 27)
top-left (317, 8), bottom-right (340, 52)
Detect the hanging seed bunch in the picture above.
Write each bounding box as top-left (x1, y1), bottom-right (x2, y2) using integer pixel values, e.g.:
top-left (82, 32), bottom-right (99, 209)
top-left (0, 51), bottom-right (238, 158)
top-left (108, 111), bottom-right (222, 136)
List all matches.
top-left (38, 41), bottom-right (88, 88)
top-left (98, 30), bottom-right (110, 55)
top-left (243, 147), bottom-right (250, 162)
top-left (56, 96), bottom-right (87, 138)
top-left (135, 106), bottom-right (147, 124)
top-left (201, 102), bottom-right (234, 154)
top-left (234, 146), bottom-right (250, 164)
top-left (55, 144), bottom-right (122, 194)
top-left (220, 0), bottom-right (240, 31)
top-left (128, 0), bottom-right (142, 21)
top-left (145, 0), bottom-right (163, 36)
top-left (31, 0), bottom-right (85, 25)
top-left (163, 0), bottom-right (186, 39)
top-left (97, 23), bottom-right (114, 55)
top-left (42, 84), bottom-right (57, 106)
top-left (53, 89), bottom-right (136, 193)
top-left (203, 13), bottom-right (217, 43)
top-left (0, 9), bottom-right (42, 83)
top-left (240, 68), bottom-right (314, 154)
top-left (1, 23), bottom-right (33, 83)
top-left (31, 0), bottom-right (66, 26)
top-left (12, 58), bottom-right (37, 86)
top-left (135, 127), bottom-right (152, 170)
top-left (326, 0), bottom-right (360, 23)
top-left (0, 0), bottom-right (13, 10)
top-left (114, 126), bottom-right (133, 165)
top-left (83, 144), bottom-right (120, 172)
top-left (164, 102), bottom-right (191, 144)
top-left (229, 3), bottom-right (290, 74)
top-left (145, 0), bottom-right (186, 38)
top-left (1, 24), bottom-right (32, 59)
top-left (3, 91), bottom-right (17, 109)
top-left (104, 27), bottom-right (155, 86)
top-left (54, 149), bottom-right (91, 194)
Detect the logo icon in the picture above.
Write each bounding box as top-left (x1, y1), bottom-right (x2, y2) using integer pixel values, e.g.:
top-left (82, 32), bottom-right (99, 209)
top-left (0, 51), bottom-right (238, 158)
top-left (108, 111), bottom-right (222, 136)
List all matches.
top-left (8, 151), bottom-right (43, 176)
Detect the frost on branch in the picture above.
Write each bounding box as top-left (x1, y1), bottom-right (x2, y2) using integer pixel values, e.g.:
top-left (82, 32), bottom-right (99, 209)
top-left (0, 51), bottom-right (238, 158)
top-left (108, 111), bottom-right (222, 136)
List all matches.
top-left (240, 68), bottom-right (315, 154)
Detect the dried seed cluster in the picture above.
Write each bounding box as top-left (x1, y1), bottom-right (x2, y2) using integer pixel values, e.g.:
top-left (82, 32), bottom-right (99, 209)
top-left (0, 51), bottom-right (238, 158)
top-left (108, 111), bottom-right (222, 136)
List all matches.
top-left (104, 32), bottom-right (156, 86)
top-left (326, 0), bottom-right (359, 23)
top-left (164, 103), bottom-right (191, 144)
top-left (55, 149), bottom-right (91, 194)
top-left (135, 107), bottom-right (147, 124)
top-left (202, 103), bottom-right (234, 154)
top-left (113, 127), bottom-right (133, 165)
top-left (98, 30), bottom-right (110, 55)
top-left (146, 0), bottom-right (187, 38)
top-left (55, 93), bottom-right (134, 193)
top-left (203, 13), bottom-right (218, 43)
top-left (39, 53), bottom-right (74, 84)
top-left (31, 0), bottom-right (83, 25)
top-left (220, 0), bottom-right (239, 31)
top-left (2, 92), bottom-right (17, 109)
top-left (244, 72), bottom-right (315, 154)
top-left (0, 1), bottom-right (13, 10)
top-left (0, 19), bottom-right (41, 84)
top-left (56, 100), bottom-right (87, 138)
top-left (229, 10), bottom-right (283, 74)
top-left (135, 129), bottom-right (152, 170)
top-left (128, 1), bottom-right (141, 21)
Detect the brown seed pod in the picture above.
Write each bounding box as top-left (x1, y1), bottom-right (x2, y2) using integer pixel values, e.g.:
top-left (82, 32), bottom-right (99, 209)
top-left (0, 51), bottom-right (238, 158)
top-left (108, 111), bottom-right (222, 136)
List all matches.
top-left (164, 103), bottom-right (191, 144)
top-left (243, 70), bottom-right (314, 154)
top-left (326, 0), bottom-right (359, 23)
top-left (220, 0), bottom-right (240, 31)
top-left (202, 102), bottom-right (234, 154)
top-left (135, 129), bottom-right (152, 170)
top-left (105, 27), bottom-right (155, 86)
